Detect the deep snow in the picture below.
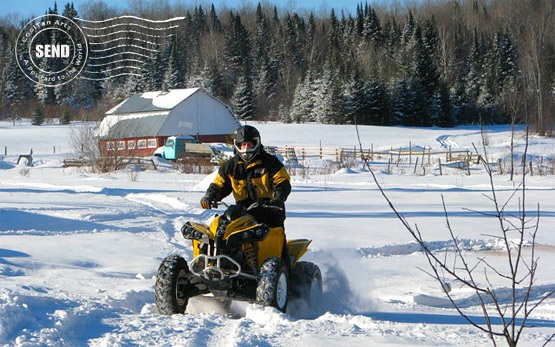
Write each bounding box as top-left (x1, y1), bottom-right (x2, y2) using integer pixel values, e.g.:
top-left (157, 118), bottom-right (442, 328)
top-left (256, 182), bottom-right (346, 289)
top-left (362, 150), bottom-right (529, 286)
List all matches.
top-left (1, 120), bottom-right (554, 346)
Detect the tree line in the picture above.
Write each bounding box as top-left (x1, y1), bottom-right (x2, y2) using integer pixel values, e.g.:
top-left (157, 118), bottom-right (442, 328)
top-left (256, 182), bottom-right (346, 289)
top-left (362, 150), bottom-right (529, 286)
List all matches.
top-left (1, 0), bottom-right (554, 135)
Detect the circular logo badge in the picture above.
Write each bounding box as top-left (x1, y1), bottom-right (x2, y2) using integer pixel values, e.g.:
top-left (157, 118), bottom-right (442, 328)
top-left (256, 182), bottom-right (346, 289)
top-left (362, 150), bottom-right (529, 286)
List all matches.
top-left (15, 14), bottom-right (88, 87)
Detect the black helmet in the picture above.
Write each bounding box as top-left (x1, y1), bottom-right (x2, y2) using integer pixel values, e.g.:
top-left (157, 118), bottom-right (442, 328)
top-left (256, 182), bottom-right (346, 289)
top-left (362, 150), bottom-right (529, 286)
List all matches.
top-left (233, 125), bottom-right (262, 162)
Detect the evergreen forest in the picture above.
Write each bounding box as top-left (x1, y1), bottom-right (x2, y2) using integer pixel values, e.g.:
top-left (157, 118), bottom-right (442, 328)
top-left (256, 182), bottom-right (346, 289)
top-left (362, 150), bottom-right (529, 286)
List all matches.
top-left (1, 0), bottom-right (554, 135)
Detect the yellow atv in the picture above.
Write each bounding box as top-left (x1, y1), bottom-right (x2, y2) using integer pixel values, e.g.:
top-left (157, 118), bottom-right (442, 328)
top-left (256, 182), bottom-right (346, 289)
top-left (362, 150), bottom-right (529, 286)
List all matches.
top-left (155, 202), bottom-right (322, 314)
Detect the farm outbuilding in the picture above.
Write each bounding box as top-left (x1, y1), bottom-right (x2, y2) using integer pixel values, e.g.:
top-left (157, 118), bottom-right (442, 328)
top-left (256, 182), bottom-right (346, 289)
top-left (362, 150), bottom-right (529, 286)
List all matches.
top-left (96, 88), bottom-right (240, 157)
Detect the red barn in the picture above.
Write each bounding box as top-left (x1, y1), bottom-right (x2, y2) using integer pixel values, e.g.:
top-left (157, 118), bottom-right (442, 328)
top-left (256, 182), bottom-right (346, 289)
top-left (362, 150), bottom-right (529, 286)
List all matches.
top-left (96, 88), bottom-right (240, 157)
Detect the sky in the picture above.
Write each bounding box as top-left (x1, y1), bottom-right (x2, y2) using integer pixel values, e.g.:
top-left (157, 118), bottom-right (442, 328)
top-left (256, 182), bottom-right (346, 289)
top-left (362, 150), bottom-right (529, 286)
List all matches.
top-left (0, 0), bottom-right (392, 18)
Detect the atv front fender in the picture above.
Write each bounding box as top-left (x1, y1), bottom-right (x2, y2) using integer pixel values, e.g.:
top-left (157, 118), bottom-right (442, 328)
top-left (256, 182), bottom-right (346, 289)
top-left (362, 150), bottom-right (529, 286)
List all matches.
top-left (286, 239), bottom-right (312, 267)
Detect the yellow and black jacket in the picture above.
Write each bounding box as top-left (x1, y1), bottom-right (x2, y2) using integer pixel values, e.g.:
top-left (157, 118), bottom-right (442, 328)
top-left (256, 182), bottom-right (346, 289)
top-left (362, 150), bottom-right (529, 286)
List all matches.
top-left (206, 149), bottom-right (291, 207)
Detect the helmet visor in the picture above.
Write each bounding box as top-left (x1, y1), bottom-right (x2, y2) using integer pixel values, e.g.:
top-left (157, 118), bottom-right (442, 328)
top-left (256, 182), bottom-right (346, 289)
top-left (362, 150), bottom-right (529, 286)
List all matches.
top-left (234, 137), bottom-right (260, 162)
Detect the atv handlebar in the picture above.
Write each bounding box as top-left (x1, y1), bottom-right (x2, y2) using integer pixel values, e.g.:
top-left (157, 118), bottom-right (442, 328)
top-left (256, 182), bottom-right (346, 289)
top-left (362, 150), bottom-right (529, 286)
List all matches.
top-left (209, 201), bottom-right (283, 211)
top-left (208, 200), bottom-right (229, 209)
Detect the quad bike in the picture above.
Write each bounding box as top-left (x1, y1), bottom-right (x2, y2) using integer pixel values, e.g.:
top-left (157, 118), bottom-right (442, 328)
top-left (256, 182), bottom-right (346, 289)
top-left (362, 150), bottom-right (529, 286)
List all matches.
top-left (155, 202), bottom-right (322, 314)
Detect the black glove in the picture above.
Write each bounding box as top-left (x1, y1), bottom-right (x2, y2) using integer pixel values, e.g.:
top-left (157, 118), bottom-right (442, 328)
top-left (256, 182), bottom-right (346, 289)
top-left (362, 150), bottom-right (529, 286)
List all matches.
top-left (200, 195), bottom-right (215, 209)
top-left (269, 197), bottom-right (285, 210)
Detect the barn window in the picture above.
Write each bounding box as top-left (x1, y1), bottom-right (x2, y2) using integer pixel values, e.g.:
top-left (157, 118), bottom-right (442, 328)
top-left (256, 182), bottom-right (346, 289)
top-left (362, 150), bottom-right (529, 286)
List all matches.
top-left (117, 141), bottom-right (126, 150)
top-left (147, 139), bottom-right (158, 148)
top-left (106, 141), bottom-right (115, 151)
top-left (127, 140), bottom-right (136, 149)
top-left (137, 139), bottom-right (147, 149)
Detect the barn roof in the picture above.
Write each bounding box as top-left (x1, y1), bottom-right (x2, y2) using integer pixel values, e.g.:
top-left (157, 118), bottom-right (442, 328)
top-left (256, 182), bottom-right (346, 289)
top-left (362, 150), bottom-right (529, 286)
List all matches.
top-left (106, 88), bottom-right (200, 115)
top-left (98, 114), bottom-right (169, 139)
top-left (97, 87), bottom-right (240, 140)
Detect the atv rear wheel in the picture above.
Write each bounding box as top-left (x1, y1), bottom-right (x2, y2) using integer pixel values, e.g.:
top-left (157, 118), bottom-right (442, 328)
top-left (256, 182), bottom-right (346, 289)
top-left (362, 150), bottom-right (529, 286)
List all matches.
top-left (256, 257), bottom-right (288, 312)
top-left (155, 255), bottom-right (199, 315)
top-left (290, 261), bottom-right (322, 311)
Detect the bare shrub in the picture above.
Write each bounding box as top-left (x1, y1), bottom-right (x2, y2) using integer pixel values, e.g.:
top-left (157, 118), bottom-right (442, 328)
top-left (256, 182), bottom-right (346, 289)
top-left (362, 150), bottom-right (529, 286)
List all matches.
top-left (366, 137), bottom-right (554, 347)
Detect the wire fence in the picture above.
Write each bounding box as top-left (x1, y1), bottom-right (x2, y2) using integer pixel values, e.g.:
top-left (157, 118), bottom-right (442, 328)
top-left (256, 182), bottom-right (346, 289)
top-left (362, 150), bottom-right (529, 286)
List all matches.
top-left (3, 143), bottom-right (554, 176)
top-left (267, 144), bottom-right (555, 177)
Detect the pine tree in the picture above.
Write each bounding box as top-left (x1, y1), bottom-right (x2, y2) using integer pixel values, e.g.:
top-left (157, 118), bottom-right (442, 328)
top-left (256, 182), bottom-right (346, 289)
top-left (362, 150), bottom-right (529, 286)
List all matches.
top-left (3, 41), bottom-right (24, 110)
top-left (139, 49), bottom-right (164, 92)
top-left (430, 83), bottom-right (455, 127)
top-left (34, 59), bottom-right (55, 105)
top-left (393, 79), bottom-right (419, 126)
top-left (224, 12), bottom-right (252, 77)
top-left (164, 40), bottom-right (187, 89)
top-left (257, 49), bottom-right (280, 99)
top-left (363, 6), bottom-right (382, 45)
top-left (465, 30), bottom-right (485, 102)
top-left (290, 73), bottom-right (315, 123)
top-left (233, 73), bottom-right (256, 120)
top-left (62, 3), bottom-right (77, 18)
top-left (327, 9), bottom-right (342, 69)
top-left (209, 4), bottom-right (222, 32)
top-left (254, 3), bottom-right (271, 70)
top-left (312, 69), bottom-right (344, 124)
top-left (343, 71), bottom-right (367, 124)
top-left (66, 78), bottom-right (97, 109)
top-left (60, 109), bottom-right (71, 125)
top-left (102, 75), bottom-right (130, 104)
top-left (365, 80), bottom-right (390, 126)
top-left (31, 106), bottom-right (45, 126)
top-left (284, 13), bottom-right (306, 72)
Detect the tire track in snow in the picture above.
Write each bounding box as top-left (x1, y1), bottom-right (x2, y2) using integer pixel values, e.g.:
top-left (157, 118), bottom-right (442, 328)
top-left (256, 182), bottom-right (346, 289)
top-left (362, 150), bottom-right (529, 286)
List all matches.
top-left (124, 193), bottom-right (205, 253)
top-left (358, 238), bottom-right (532, 259)
top-left (436, 134), bottom-right (460, 149)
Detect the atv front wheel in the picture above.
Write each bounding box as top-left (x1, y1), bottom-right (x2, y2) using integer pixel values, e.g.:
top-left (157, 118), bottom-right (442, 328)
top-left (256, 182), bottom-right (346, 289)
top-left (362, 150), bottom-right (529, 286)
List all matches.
top-left (290, 261), bottom-right (322, 310)
top-left (256, 257), bottom-right (289, 312)
top-left (155, 255), bottom-right (200, 315)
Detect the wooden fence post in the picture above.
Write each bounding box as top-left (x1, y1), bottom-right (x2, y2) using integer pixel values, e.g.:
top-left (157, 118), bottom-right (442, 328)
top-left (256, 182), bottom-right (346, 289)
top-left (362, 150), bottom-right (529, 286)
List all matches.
top-left (438, 158), bottom-right (442, 175)
top-left (529, 161), bottom-right (533, 176)
top-left (390, 147), bottom-right (393, 163)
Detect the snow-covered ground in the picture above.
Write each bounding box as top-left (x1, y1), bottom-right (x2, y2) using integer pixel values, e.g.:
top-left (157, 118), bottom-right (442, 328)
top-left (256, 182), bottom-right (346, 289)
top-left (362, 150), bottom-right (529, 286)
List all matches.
top-left (1, 120), bottom-right (554, 346)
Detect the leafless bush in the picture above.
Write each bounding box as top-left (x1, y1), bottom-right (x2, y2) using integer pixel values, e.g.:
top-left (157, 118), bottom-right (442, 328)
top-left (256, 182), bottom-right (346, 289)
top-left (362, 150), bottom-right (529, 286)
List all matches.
top-left (70, 123), bottom-right (100, 161)
top-left (351, 120), bottom-right (555, 346)
top-left (366, 136), bottom-right (554, 346)
top-left (177, 156), bottom-right (215, 174)
top-left (69, 123), bottom-right (141, 173)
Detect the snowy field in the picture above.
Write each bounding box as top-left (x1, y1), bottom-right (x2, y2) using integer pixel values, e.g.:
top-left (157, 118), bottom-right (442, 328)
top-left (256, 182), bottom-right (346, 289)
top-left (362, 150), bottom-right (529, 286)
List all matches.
top-left (1, 120), bottom-right (555, 346)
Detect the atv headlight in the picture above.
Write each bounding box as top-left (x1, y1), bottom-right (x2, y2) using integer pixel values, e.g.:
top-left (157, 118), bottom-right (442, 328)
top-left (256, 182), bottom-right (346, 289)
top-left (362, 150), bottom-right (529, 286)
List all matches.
top-left (181, 224), bottom-right (194, 239)
top-left (242, 231), bottom-right (253, 240)
top-left (253, 225), bottom-right (269, 239)
top-left (181, 222), bottom-right (205, 241)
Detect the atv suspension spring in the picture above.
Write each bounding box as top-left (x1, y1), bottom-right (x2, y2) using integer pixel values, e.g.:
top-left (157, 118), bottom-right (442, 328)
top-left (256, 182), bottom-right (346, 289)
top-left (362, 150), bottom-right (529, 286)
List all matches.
top-left (242, 243), bottom-right (258, 272)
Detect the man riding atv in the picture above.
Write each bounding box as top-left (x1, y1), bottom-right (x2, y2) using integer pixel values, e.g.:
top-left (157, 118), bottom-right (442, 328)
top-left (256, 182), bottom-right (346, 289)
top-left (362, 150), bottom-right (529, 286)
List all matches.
top-left (155, 126), bottom-right (321, 314)
top-left (200, 125), bottom-right (291, 263)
